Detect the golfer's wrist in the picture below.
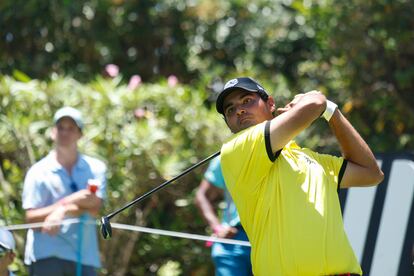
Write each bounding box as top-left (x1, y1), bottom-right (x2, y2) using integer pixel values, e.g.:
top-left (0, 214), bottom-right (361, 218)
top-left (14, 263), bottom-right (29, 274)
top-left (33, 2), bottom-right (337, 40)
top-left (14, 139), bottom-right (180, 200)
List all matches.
top-left (321, 100), bottom-right (338, 122)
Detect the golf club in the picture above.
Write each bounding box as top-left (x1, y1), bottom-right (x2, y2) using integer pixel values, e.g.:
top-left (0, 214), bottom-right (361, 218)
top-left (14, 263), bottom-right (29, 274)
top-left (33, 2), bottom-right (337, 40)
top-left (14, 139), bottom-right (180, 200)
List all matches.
top-left (100, 151), bottom-right (220, 239)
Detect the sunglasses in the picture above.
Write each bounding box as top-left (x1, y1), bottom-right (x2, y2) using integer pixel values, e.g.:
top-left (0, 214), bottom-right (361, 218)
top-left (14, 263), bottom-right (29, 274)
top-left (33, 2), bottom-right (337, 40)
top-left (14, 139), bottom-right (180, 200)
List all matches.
top-left (70, 181), bottom-right (79, 193)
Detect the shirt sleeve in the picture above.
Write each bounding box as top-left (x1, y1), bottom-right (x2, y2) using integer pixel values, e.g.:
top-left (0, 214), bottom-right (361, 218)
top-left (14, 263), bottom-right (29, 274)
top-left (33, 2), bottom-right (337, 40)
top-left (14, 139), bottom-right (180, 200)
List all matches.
top-left (22, 166), bottom-right (50, 209)
top-left (93, 161), bottom-right (107, 200)
top-left (307, 150), bottom-right (346, 188)
top-left (220, 121), bottom-right (273, 193)
top-left (203, 156), bottom-right (225, 189)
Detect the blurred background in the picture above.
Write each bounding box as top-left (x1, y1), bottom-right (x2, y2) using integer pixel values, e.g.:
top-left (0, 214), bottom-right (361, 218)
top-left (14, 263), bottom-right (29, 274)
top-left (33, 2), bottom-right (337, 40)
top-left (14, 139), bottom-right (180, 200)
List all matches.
top-left (0, 0), bottom-right (413, 275)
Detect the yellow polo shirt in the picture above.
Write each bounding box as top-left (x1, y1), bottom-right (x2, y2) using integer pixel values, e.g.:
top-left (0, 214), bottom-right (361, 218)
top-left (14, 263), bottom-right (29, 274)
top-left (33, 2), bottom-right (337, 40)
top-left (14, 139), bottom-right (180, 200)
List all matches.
top-left (220, 121), bottom-right (362, 276)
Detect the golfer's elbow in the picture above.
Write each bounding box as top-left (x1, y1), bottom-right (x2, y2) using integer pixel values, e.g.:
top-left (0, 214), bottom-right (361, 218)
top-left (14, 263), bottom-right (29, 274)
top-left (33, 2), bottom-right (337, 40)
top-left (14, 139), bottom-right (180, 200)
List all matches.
top-left (373, 168), bottom-right (385, 185)
top-left (365, 167), bottom-right (384, 187)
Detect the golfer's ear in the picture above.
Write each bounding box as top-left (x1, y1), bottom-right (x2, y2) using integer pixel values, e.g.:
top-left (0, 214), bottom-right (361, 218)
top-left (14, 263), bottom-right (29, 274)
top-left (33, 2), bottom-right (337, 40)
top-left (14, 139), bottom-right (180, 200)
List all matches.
top-left (267, 96), bottom-right (276, 113)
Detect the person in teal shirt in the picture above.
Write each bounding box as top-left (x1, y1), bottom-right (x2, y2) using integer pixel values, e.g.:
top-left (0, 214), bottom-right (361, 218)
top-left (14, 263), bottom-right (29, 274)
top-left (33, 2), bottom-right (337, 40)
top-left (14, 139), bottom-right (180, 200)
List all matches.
top-left (195, 156), bottom-right (252, 276)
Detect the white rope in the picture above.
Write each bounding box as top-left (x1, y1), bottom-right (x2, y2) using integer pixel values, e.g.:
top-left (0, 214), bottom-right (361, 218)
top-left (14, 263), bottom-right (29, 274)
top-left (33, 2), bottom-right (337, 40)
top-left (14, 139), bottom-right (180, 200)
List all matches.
top-left (1, 220), bottom-right (251, 247)
top-left (111, 222), bottom-right (251, 247)
top-left (2, 218), bottom-right (85, 230)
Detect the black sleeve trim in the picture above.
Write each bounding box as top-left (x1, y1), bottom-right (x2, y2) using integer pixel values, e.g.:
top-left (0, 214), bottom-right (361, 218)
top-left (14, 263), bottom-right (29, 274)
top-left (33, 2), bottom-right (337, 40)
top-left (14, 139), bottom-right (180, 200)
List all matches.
top-left (337, 159), bottom-right (348, 193)
top-left (265, 121), bottom-right (281, 162)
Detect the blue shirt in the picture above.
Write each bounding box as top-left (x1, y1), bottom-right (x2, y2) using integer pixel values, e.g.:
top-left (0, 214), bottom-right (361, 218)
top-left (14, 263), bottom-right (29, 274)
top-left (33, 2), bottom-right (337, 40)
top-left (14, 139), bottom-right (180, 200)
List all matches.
top-left (22, 152), bottom-right (107, 268)
top-left (204, 157), bottom-right (240, 227)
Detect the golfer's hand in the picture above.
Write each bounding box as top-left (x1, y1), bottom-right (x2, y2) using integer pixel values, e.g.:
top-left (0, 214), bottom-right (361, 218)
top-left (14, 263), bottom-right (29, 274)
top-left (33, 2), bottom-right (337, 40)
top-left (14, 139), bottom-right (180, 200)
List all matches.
top-left (277, 90), bottom-right (323, 114)
top-left (42, 205), bottom-right (66, 235)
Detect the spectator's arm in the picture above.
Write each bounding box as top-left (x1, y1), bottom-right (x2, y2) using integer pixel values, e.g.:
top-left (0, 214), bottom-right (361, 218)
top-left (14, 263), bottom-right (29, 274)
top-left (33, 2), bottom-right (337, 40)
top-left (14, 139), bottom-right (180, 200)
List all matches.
top-left (25, 202), bottom-right (83, 223)
top-left (195, 179), bottom-right (223, 231)
top-left (25, 189), bottom-right (102, 223)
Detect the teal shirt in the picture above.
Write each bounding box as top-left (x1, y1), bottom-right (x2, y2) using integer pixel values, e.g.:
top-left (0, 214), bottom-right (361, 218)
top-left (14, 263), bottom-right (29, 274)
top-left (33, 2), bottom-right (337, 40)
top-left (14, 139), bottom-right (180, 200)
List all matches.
top-left (204, 156), bottom-right (240, 227)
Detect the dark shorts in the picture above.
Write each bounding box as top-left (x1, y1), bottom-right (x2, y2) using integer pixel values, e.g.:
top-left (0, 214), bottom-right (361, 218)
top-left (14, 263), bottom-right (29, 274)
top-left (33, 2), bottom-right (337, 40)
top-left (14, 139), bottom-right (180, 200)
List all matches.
top-left (29, 257), bottom-right (97, 276)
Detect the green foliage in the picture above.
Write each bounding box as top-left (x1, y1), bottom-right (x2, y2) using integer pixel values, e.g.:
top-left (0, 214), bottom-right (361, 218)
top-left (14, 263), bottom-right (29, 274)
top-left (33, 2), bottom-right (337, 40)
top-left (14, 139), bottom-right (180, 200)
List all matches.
top-left (0, 0), bottom-right (194, 81)
top-left (298, 0), bottom-right (414, 151)
top-left (0, 0), bottom-right (317, 87)
top-left (0, 75), bottom-right (228, 275)
top-left (3, 0), bottom-right (412, 152)
top-left (186, 0), bottom-right (317, 89)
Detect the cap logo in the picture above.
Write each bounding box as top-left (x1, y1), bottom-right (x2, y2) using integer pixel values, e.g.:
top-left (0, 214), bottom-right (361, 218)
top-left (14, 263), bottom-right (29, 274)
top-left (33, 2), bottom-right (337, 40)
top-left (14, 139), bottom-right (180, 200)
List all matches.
top-left (224, 78), bottom-right (238, 90)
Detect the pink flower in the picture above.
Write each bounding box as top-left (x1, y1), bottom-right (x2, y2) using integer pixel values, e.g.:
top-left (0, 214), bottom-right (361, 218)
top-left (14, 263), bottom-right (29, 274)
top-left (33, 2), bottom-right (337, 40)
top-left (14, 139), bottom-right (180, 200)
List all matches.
top-left (105, 64), bottom-right (119, 78)
top-left (128, 74), bottom-right (142, 90)
top-left (134, 108), bottom-right (146, 119)
top-left (167, 75), bottom-right (178, 87)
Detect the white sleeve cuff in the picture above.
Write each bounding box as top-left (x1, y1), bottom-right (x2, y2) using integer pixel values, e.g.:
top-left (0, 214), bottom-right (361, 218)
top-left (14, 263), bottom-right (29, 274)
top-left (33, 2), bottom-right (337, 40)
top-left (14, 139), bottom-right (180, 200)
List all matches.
top-left (322, 100), bottom-right (338, 121)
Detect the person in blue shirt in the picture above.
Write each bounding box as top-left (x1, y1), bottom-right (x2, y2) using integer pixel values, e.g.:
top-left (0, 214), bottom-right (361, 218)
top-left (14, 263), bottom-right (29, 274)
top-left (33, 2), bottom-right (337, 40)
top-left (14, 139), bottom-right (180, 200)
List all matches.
top-left (0, 228), bottom-right (16, 276)
top-left (22, 107), bottom-right (107, 276)
top-left (195, 156), bottom-right (252, 276)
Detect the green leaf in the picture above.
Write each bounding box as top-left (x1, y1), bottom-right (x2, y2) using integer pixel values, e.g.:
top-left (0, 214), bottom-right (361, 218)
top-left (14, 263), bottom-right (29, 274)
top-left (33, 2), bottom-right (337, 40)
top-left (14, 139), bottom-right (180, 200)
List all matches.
top-left (12, 70), bottom-right (31, 83)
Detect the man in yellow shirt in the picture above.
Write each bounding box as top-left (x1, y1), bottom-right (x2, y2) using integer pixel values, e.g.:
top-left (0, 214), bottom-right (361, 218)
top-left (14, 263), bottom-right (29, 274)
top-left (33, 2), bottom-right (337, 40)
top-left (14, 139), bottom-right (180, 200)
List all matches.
top-left (216, 77), bottom-right (384, 275)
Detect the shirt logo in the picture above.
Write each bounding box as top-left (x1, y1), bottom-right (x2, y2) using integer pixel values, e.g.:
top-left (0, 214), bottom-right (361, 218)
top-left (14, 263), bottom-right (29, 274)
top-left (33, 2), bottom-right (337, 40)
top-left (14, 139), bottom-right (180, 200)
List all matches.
top-left (299, 155), bottom-right (320, 173)
top-left (302, 155), bottom-right (316, 166)
top-left (224, 79), bottom-right (238, 90)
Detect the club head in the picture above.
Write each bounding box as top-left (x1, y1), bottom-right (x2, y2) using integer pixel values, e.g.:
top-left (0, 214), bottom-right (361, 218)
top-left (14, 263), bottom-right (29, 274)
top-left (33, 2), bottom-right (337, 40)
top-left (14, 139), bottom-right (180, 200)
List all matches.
top-left (100, 216), bottom-right (112, 240)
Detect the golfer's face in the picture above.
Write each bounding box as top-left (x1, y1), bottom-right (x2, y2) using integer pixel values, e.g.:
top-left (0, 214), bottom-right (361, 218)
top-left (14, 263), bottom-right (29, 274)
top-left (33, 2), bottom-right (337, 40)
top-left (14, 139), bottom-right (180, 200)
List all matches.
top-left (223, 90), bottom-right (274, 133)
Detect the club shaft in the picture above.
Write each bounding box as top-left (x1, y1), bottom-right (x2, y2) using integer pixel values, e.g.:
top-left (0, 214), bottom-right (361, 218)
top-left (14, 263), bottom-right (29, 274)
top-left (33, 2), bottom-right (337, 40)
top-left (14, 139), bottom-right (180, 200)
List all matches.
top-left (107, 151), bottom-right (220, 219)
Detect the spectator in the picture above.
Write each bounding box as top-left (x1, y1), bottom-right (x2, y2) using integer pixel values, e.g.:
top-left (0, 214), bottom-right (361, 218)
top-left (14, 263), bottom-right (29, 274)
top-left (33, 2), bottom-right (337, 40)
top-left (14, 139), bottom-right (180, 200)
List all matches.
top-left (0, 228), bottom-right (16, 276)
top-left (22, 107), bottom-right (107, 276)
top-left (195, 156), bottom-right (252, 276)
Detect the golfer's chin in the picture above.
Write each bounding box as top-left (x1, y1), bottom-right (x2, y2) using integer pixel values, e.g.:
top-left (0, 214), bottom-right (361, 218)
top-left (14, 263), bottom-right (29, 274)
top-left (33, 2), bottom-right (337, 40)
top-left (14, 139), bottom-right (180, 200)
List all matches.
top-left (233, 120), bottom-right (256, 133)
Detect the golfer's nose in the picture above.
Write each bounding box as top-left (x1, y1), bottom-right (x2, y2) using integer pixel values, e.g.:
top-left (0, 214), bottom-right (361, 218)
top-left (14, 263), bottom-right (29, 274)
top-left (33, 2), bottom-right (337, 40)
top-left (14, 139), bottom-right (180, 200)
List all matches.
top-left (236, 107), bottom-right (246, 116)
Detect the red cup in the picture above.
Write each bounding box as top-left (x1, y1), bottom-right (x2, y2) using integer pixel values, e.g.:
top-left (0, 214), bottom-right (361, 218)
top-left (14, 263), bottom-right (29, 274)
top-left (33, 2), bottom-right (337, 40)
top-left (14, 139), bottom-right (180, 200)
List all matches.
top-left (87, 179), bottom-right (100, 194)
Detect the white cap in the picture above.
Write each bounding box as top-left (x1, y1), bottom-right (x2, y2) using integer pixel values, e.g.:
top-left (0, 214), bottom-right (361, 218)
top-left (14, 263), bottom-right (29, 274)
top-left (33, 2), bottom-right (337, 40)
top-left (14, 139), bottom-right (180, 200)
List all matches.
top-left (0, 228), bottom-right (15, 251)
top-left (53, 107), bottom-right (84, 130)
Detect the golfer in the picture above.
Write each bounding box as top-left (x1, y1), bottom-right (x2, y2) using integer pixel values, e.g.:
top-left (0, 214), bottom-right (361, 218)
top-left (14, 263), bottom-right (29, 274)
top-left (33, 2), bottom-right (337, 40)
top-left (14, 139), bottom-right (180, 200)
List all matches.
top-left (216, 77), bottom-right (384, 275)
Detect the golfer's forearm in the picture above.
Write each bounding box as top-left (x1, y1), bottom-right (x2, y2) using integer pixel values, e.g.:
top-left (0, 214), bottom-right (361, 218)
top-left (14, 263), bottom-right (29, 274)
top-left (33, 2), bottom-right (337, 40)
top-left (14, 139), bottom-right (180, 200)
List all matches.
top-left (270, 93), bottom-right (326, 152)
top-left (329, 110), bottom-right (383, 177)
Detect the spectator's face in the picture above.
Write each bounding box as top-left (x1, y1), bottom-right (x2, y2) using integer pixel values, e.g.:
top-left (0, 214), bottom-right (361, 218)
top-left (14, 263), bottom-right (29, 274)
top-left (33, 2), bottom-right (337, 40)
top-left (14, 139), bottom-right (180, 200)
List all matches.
top-left (223, 89), bottom-right (275, 133)
top-left (52, 117), bottom-right (82, 147)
